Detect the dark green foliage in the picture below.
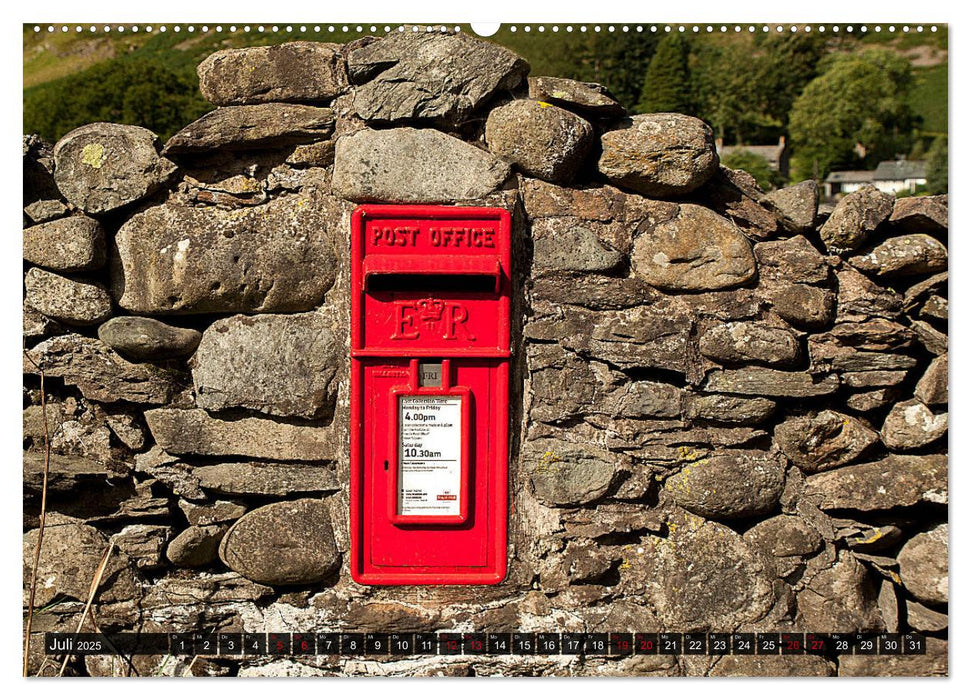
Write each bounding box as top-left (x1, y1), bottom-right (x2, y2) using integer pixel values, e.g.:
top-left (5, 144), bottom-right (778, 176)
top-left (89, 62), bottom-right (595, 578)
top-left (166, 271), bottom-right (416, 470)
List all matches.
top-left (692, 33), bottom-right (829, 145)
top-left (720, 150), bottom-right (786, 191)
top-left (789, 48), bottom-right (918, 181)
top-left (925, 135), bottom-right (948, 194)
top-left (637, 34), bottom-right (692, 113)
top-left (490, 28), bottom-right (658, 110)
top-left (24, 57), bottom-right (211, 142)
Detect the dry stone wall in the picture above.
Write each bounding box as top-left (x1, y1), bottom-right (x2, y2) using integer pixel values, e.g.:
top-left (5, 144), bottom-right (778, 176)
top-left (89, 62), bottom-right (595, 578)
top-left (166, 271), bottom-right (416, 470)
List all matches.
top-left (22, 30), bottom-right (947, 677)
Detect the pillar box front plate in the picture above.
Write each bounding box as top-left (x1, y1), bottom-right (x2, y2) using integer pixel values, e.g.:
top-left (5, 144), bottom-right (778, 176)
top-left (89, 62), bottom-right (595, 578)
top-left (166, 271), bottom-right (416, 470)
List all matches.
top-left (350, 205), bottom-right (511, 585)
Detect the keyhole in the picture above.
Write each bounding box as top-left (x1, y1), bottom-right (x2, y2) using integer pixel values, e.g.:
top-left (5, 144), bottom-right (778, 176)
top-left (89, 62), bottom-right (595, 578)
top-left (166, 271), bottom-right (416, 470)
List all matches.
top-left (384, 460), bottom-right (389, 471)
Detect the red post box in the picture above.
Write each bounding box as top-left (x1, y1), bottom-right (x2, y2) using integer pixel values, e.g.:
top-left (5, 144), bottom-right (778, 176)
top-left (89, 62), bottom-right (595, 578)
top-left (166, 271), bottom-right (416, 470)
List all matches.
top-left (350, 205), bottom-right (511, 585)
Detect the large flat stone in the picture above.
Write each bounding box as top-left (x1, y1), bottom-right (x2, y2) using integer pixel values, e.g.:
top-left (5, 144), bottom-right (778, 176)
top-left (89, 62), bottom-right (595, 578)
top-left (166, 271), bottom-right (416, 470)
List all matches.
top-left (526, 438), bottom-right (618, 506)
top-left (332, 127), bottom-right (510, 203)
top-left (143, 409), bottom-right (335, 462)
top-left (219, 499), bottom-right (340, 586)
top-left (23, 216), bottom-right (106, 272)
top-left (803, 454), bottom-right (947, 511)
top-left (197, 42), bottom-right (347, 106)
top-left (527, 76), bottom-right (625, 117)
top-left (485, 99), bottom-right (594, 184)
top-left (24, 334), bottom-right (183, 404)
top-left (24, 268), bottom-right (112, 326)
top-left (630, 204), bottom-right (756, 291)
top-left (53, 123), bottom-right (176, 215)
top-left (193, 462), bottom-right (340, 496)
top-left (598, 114), bottom-right (719, 197)
top-left (191, 313), bottom-right (339, 420)
top-left (163, 104), bottom-right (334, 155)
top-left (347, 31), bottom-right (528, 126)
top-left (704, 368), bottom-right (839, 397)
top-left (112, 188), bottom-right (342, 314)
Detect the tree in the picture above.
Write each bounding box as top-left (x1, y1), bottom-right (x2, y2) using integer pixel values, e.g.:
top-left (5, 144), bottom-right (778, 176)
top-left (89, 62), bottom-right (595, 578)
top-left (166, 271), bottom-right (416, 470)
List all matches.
top-left (24, 58), bottom-right (211, 142)
top-left (789, 48), bottom-right (918, 181)
top-left (720, 150), bottom-right (785, 191)
top-left (925, 136), bottom-right (948, 194)
top-left (637, 34), bottom-right (692, 113)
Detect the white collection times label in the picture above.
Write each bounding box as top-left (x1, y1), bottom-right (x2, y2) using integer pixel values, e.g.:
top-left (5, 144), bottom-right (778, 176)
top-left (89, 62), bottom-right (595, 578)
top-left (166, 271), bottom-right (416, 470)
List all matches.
top-left (398, 395), bottom-right (463, 516)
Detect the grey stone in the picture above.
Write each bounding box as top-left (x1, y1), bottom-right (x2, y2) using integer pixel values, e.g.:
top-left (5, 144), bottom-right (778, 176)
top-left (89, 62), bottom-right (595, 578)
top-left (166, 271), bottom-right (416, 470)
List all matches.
top-left (897, 524), bottom-right (948, 606)
top-left (527, 76), bottom-right (625, 116)
top-left (191, 313), bottom-right (339, 420)
top-left (744, 515), bottom-right (823, 558)
top-left (699, 322), bottom-right (800, 367)
top-left (687, 394), bottom-right (776, 425)
top-left (905, 599), bottom-right (948, 632)
top-left (194, 462), bottom-right (340, 496)
top-left (623, 511), bottom-right (777, 631)
top-left (98, 317), bottom-right (201, 361)
top-left (23, 304), bottom-right (62, 341)
top-left (630, 204), bottom-right (756, 291)
top-left (921, 295), bottom-right (947, 321)
top-left (143, 409), bottom-right (335, 462)
top-left (818, 185), bottom-right (894, 254)
top-left (836, 266), bottom-right (903, 320)
top-left (178, 499), bottom-right (247, 526)
top-left (663, 450), bottom-right (786, 520)
top-left (23, 216), bottom-right (105, 272)
top-left (911, 319), bottom-right (947, 355)
top-left (704, 368), bottom-right (839, 398)
top-left (332, 127), bottom-right (511, 203)
top-left (760, 180), bottom-right (819, 233)
top-left (598, 114), bottom-right (719, 197)
top-left (915, 354), bottom-right (947, 405)
top-left (527, 303), bottom-right (693, 375)
top-left (888, 195), bottom-right (947, 233)
top-left (197, 42), bottom-right (347, 106)
top-left (815, 347), bottom-right (918, 372)
top-left (347, 31), bottom-right (528, 126)
top-left (219, 499), bottom-right (340, 586)
top-left (846, 388), bottom-right (901, 413)
top-left (23, 517), bottom-right (139, 607)
top-left (24, 198), bottom-right (70, 224)
top-left (842, 371), bottom-right (909, 388)
top-left (530, 219), bottom-right (624, 274)
top-left (23, 451), bottom-right (108, 497)
top-left (24, 334), bottom-right (182, 404)
top-left (53, 122), bottom-right (177, 214)
top-left (606, 381), bottom-right (683, 419)
top-left (694, 167), bottom-right (780, 241)
top-left (134, 446), bottom-right (206, 500)
top-left (485, 100), bottom-right (594, 184)
top-left (285, 140), bottom-right (335, 168)
top-left (527, 439), bottom-right (618, 506)
top-left (796, 551), bottom-right (882, 632)
top-left (803, 454), bottom-right (947, 511)
top-left (110, 524), bottom-right (171, 570)
top-left (112, 188), bottom-right (342, 314)
top-left (774, 410), bottom-right (879, 473)
top-left (881, 399), bottom-right (947, 450)
top-left (763, 284), bottom-right (835, 329)
top-left (816, 318), bottom-right (913, 352)
top-left (562, 540), bottom-right (617, 584)
top-left (163, 104), bottom-right (334, 155)
top-left (754, 235), bottom-right (830, 285)
top-left (24, 268), bottom-right (111, 326)
top-left (849, 234), bottom-right (948, 278)
top-left (710, 655), bottom-right (834, 677)
top-left (166, 525), bottom-right (227, 567)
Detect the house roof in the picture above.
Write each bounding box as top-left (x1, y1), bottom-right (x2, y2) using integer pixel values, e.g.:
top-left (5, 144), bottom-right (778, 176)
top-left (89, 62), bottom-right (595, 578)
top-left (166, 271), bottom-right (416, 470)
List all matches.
top-left (825, 170), bottom-right (875, 184)
top-left (718, 144), bottom-right (785, 161)
top-left (873, 160), bottom-right (926, 181)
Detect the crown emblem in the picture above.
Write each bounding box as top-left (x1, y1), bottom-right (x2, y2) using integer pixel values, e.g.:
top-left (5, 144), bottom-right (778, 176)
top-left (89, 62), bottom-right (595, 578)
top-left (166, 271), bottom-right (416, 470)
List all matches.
top-left (416, 298), bottom-right (445, 328)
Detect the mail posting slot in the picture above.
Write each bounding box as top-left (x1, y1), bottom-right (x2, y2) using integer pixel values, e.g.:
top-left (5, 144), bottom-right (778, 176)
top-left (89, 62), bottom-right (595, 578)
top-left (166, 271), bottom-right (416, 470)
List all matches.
top-left (349, 204), bottom-right (511, 585)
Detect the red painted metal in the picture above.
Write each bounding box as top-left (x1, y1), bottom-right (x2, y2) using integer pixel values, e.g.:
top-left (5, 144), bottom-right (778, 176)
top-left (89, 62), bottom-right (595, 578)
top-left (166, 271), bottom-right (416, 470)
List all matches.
top-left (350, 205), bottom-right (511, 585)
